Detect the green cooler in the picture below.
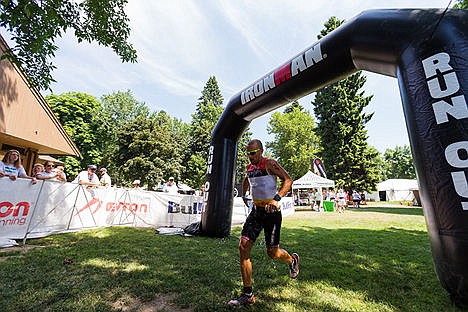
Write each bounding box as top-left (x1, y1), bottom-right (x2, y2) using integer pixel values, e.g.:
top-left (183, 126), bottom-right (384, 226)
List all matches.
top-left (323, 201), bottom-right (334, 212)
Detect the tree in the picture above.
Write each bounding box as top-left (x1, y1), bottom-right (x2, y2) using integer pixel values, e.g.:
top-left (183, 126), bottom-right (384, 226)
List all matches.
top-left (46, 92), bottom-right (104, 179)
top-left (266, 101), bottom-right (320, 180)
top-left (97, 90), bottom-right (149, 185)
top-left (184, 76), bottom-right (224, 188)
top-left (312, 16), bottom-right (380, 192)
top-left (114, 111), bottom-right (185, 189)
top-left (454, 0), bottom-right (468, 9)
top-left (190, 76), bottom-right (224, 155)
top-left (0, 0), bottom-right (136, 90)
top-left (235, 131), bottom-right (252, 187)
top-left (382, 145), bottom-right (416, 179)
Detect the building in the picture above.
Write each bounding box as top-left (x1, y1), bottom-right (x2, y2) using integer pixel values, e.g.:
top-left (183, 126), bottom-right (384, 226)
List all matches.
top-left (0, 35), bottom-right (80, 173)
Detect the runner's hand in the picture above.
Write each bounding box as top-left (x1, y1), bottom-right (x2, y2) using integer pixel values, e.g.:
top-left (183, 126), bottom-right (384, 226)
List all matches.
top-left (265, 201), bottom-right (279, 213)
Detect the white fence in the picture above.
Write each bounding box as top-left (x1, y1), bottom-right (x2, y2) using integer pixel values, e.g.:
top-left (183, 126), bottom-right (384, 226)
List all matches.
top-left (0, 178), bottom-right (294, 247)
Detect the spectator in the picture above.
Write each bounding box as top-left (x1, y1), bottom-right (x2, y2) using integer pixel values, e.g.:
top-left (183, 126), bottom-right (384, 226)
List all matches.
top-left (32, 163), bottom-right (44, 178)
top-left (132, 179), bottom-right (141, 188)
top-left (36, 161), bottom-right (58, 181)
top-left (336, 189), bottom-right (347, 213)
top-left (99, 168), bottom-right (112, 187)
top-left (54, 165), bottom-right (67, 182)
top-left (163, 177), bottom-right (178, 194)
top-left (352, 190), bottom-right (361, 208)
top-left (308, 191), bottom-right (315, 210)
top-left (315, 188), bottom-right (322, 210)
top-left (0, 149), bottom-right (37, 184)
top-left (73, 165), bottom-right (100, 186)
top-left (328, 189), bottom-right (336, 209)
top-left (360, 191), bottom-right (367, 205)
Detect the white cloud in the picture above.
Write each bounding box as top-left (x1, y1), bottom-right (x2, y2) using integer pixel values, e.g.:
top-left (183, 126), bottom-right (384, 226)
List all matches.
top-left (43, 0), bottom-right (451, 151)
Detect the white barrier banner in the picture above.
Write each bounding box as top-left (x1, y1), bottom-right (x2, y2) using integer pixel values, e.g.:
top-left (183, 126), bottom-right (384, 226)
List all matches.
top-left (0, 178), bottom-right (294, 245)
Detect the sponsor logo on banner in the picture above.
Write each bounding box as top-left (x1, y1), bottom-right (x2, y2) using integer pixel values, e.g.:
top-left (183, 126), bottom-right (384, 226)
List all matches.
top-left (241, 43), bottom-right (325, 105)
top-left (75, 198), bottom-right (148, 216)
top-left (0, 201), bottom-right (30, 226)
top-left (422, 52), bottom-right (468, 210)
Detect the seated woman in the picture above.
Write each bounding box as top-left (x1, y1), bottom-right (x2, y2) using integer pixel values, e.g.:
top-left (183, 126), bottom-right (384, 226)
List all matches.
top-left (0, 149), bottom-right (37, 184)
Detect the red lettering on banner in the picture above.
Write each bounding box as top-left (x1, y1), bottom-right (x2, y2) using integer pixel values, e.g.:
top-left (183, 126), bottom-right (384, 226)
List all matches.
top-left (99, 201), bottom-right (149, 214)
top-left (0, 201), bottom-right (30, 218)
top-left (117, 202), bottom-right (126, 211)
top-left (0, 217), bottom-right (27, 226)
top-left (13, 202), bottom-right (29, 217)
top-left (0, 201), bottom-right (13, 218)
top-left (106, 202), bottom-right (116, 212)
top-left (274, 63), bottom-right (292, 86)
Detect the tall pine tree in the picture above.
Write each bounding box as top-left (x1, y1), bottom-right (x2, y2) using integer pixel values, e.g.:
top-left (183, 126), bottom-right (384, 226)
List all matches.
top-left (184, 76), bottom-right (224, 188)
top-left (312, 17), bottom-right (380, 192)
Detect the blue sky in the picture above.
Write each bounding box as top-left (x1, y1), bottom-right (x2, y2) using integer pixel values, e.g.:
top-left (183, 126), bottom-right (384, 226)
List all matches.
top-left (35, 0), bottom-right (452, 152)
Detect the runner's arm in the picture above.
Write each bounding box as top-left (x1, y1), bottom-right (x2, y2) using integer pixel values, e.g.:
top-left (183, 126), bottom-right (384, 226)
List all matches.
top-left (266, 159), bottom-right (292, 198)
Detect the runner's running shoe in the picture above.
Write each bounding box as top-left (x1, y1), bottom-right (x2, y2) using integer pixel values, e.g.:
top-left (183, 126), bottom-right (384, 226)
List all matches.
top-left (228, 292), bottom-right (255, 306)
top-left (290, 253), bottom-right (300, 279)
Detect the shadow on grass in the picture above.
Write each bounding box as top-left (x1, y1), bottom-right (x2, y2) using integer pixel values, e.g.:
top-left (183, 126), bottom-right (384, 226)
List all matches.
top-left (349, 206), bottom-right (424, 216)
top-left (0, 225), bottom-right (461, 312)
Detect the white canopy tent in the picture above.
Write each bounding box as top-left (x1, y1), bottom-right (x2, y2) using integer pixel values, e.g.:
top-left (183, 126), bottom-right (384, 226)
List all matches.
top-left (292, 170), bottom-right (335, 189)
top-left (292, 171), bottom-right (335, 206)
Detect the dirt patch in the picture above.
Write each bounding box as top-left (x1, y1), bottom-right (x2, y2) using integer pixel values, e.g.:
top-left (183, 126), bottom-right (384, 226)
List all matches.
top-left (0, 245), bottom-right (45, 262)
top-left (0, 245), bottom-right (44, 253)
top-left (112, 293), bottom-right (192, 312)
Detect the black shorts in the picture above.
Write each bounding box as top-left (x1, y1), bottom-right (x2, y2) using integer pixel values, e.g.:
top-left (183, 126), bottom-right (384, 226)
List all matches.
top-left (241, 207), bottom-right (282, 247)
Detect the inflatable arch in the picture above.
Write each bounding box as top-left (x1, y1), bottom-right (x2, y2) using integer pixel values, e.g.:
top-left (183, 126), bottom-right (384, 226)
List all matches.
top-left (200, 9), bottom-right (468, 305)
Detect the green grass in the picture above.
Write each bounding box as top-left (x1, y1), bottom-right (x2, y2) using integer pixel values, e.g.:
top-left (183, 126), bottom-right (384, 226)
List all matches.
top-left (0, 206), bottom-right (463, 311)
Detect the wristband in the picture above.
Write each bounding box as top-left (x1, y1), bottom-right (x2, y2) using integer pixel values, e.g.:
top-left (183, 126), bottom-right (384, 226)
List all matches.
top-left (273, 194), bottom-right (282, 201)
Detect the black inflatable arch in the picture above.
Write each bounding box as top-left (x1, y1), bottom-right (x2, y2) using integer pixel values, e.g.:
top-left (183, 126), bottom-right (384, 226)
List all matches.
top-left (200, 9), bottom-right (468, 305)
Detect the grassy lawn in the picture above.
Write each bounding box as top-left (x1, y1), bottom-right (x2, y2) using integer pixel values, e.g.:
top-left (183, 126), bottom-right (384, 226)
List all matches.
top-left (0, 206), bottom-right (462, 311)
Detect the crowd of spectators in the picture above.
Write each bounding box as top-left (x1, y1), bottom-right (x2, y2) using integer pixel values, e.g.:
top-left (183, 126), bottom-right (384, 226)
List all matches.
top-left (0, 150), bottom-right (108, 187)
top-left (0, 150), bottom-right (202, 195)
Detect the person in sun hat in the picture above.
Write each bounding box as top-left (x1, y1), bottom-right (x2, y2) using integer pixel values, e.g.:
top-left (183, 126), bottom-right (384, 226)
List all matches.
top-left (163, 176), bottom-right (178, 194)
top-left (132, 179), bottom-right (141, 188)
top-left (73, 165), bottom-right (100, 186)
top-left (99, 168), bottom-right (111, 187)
top-left (228, 139), bottom-right (299, 307)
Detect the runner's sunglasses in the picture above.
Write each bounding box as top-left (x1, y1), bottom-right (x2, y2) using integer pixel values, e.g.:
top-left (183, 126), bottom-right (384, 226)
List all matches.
top-left (246, 148), bottom-right (261, 156)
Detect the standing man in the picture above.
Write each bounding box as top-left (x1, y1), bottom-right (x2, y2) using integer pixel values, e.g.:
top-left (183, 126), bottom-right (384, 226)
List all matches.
top-left (228, 139), bottom-right (300, 307)
top-left (99, 168), bottom-right (112, 187)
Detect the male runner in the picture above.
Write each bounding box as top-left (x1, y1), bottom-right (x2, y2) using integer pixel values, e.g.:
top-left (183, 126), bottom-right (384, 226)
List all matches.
top-left (228, 139), bottom-right (300, 306)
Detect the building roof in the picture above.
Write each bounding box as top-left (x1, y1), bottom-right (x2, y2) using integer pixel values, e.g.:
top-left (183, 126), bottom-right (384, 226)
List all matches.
top-left (0, 35), bottom-right (80, 157)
